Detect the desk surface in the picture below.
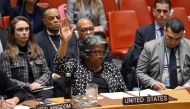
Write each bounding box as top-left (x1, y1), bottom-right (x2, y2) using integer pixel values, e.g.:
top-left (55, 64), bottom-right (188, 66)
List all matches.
top-left (93, 88), bottom-right (190, 109)
top-left (21, 88), bottom-right (190, 109)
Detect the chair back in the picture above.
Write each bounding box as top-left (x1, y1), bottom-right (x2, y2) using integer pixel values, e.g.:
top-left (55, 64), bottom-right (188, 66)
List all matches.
top-left (171, 7), bottom-right (190, 39)
top-left (120, 0), bottom-right (152, 27)
top-left (108, 10), bottom-right (139, 59)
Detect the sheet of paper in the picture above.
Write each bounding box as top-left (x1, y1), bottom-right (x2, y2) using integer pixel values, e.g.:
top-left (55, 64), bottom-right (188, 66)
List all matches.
top-left (127, 89), bottom-right (162, 97)
top-left (14, 105), bottom-right (31, 109)
top-left (100, 92), bottom-right (134, 99)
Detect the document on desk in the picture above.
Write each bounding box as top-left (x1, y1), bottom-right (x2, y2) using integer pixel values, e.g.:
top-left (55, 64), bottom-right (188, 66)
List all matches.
top-left (14, 105), bottom-right (31, 109)
top-left (127, 89), bottom-right (162, 96)
top-left (32, 86), bottom-right (54, 93)
top-left (100, 92), bottom-right (134, 99)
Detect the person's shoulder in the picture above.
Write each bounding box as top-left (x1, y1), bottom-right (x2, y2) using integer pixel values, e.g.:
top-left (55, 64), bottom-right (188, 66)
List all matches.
top-left (182, 37), bottom-right (190, 46)
top-left (103, 62), bottom-right (119, 70)
top-left (147, 37), bottom-right (162, 43)
top-left (34, 44), bottom-right (44, 53)
top-left (11, 7), bottom-right (21, 14)
top-left (35, 5), bottom-right (45, 12)
top-left (144, 37), bottom-right (162, 47)
top-left (35, 30), bottom-right (47, 39)
top-left (0, 50), bottom-right (9, 58)
top-left (137, 23), bottom-right (154, 32)
top-left (0, 29), bottom-right (8, 37)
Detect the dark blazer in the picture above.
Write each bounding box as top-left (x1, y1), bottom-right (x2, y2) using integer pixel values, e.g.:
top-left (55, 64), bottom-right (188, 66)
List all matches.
top-left (120, 23), bottom-right (156, 90)
top-left (10, 5), bottom-right (44, 34)
top-left (0, 29), bottom-right (7, 50)
top-left (133, 23), bottom-right (156, 66)
top-left (0, 0), bottom-right (11, 16)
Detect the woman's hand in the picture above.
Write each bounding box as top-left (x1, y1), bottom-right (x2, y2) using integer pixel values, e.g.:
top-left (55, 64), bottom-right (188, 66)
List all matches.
top-left (52, 73), bottom-right (61, 80)
top-left (60, 18), bottom-right (75, 43)
top-left (5, 97), bottom-right (19, 109)
top-left (30, 82), bottom-right (42, 90)
top-left (57, 18), bottom-right (75, 59)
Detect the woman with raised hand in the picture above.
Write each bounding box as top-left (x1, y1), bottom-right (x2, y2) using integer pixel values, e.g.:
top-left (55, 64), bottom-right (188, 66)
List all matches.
top-left (54, 19), bottom-right (127, 95)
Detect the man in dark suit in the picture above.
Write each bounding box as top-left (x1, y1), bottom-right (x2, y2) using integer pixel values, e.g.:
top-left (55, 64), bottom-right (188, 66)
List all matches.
top-left (0, 29), bottom-right (7, 53)
top-left (133, 0), bottom-right (171, 66)
top-left (121, 0), bottom-right (171, 90)
top-left (137, 18), bottom-right (190, 91)
top-left (0, 0), bottom-right (11, 16)
top-left (35, 7), bottom-right (77, 73)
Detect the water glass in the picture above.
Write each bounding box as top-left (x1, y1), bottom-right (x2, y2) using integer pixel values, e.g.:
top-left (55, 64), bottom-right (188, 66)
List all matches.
top-left (85, 83), bottom-right (98, 104)
top-left (71, 83), bottom-right (98, 108)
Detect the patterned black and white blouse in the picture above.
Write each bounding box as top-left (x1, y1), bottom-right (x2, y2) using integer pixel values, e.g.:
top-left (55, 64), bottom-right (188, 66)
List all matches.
top-left (54, 57), bottom-right (127, 95)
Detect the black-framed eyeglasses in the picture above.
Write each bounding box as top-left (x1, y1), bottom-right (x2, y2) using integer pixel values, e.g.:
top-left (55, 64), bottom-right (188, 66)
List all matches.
top-left (85, 49), bottom-right (105, 57)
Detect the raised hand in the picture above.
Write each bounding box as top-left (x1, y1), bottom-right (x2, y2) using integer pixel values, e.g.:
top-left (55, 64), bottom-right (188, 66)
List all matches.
top-left (60, 17), bottom-right (75, 43)
top-left (57, 18), bottom-right (75, 59)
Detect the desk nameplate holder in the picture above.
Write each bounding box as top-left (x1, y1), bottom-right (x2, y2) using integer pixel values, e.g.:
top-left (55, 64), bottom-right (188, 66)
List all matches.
top-left (30, 102), bottom-right (72, 109)
top-left (123, 94), bottom-right (169, 105)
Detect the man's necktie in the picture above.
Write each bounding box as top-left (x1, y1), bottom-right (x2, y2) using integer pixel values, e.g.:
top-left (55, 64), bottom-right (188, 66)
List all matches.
top-left (168, 48), bottom-right (178, 89)
top-left (160, 27), bottom-right (164, 36)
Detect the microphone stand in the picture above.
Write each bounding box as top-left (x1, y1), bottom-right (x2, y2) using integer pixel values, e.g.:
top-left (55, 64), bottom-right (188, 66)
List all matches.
top-left (65, 72), bottom-right (72, 99)
top-left (136, 75), bottom-right (141, 97)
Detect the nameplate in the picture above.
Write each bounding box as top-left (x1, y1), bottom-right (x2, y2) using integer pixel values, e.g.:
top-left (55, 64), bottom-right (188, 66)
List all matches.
top-left (123, 94), bottom-right (169, 105)
top-left (31, 102), bottom-right (72, 109)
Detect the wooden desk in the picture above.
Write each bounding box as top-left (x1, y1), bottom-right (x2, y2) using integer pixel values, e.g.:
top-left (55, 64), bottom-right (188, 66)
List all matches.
top-left (92, 89), bottom-right (190, 109)
top-left (21, 88), bottom-right (190, 109)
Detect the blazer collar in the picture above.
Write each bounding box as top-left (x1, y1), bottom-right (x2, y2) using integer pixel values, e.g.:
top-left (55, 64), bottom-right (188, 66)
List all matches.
top-left (158, 37), bottom-right (165, 74)
top-left (179, 38), bottom-right (186, 71)
top-left (149, 23), bottom-right (156, 40)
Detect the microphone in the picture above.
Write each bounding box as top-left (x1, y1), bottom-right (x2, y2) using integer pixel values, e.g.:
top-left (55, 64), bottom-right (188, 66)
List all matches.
top-left (65, 72), bottom-right (72, 99)
top-left (123, 74), bottom-right (170, 105)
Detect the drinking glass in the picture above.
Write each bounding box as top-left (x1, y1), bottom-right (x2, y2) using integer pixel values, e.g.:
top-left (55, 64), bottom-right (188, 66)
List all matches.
top-left (71, 83), bottom-right (98, 108)
top-left (84, 83), bottom-right (98, 107)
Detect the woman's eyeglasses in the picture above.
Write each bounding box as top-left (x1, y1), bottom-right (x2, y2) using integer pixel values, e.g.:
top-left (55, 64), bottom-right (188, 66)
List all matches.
top-left (86, 50), bottom-right (105, 57)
